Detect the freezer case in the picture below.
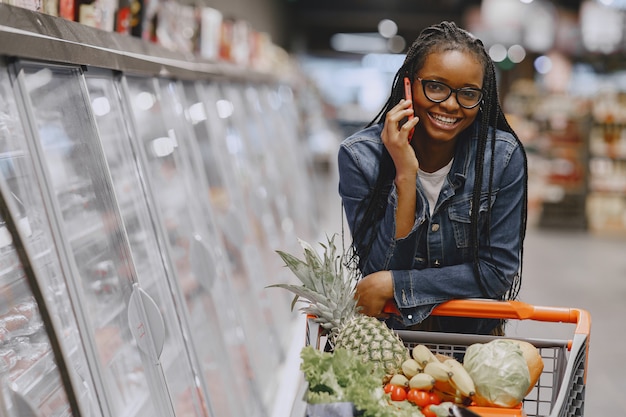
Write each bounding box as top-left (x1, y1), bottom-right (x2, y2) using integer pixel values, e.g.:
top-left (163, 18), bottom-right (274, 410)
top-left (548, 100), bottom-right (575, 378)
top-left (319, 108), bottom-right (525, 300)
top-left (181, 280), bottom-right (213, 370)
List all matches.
top-left (121, 74), bottom-right (275, 416)
top-left (7, 60), bottom-right (210, 417)
top-left (84, 68), bottom-right (259, 417)
top-left (0, 61), bottom-right (100, 417)
top-left (197, 82), bottom-right (301, 348)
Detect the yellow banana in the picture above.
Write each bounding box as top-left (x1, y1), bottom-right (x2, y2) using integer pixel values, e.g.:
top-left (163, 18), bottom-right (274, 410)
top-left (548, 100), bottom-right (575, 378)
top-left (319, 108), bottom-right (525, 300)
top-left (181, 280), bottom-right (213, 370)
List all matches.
top-left (409, 373), bottom-right (435, 390)
top-left (411, 344), bottom-right (437, 366)
top-left (389, 373), bottom-right (410, 388)
top-left (433, 379), bottom-right (458, 402)
top-left (444, 359), bottom-right (476, 398)
top-left (401, 358), bottom-right (421, 379)
top-left (423, 361), bottom-right (453, 382)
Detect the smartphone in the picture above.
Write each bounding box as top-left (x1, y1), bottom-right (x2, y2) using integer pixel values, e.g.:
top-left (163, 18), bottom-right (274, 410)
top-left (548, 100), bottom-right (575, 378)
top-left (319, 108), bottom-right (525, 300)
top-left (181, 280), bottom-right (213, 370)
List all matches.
top-left (403, 77), bottom-right (415, 141)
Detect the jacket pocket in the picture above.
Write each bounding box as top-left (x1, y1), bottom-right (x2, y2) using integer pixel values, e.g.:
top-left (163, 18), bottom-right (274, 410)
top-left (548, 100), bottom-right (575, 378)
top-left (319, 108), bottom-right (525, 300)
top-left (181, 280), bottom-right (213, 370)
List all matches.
top-left (447, 192), bottom-right (496, 249)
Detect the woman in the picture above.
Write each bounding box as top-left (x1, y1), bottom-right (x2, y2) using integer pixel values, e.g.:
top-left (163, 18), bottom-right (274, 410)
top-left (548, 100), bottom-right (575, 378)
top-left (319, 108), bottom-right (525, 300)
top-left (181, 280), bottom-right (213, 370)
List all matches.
top-left (338, 21), bottom-right (528, 335)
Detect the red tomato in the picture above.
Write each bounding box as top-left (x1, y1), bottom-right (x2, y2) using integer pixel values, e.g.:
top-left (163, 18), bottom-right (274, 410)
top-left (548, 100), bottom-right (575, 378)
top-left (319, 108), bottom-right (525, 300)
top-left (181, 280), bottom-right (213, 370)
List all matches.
top-left (406, 388), bottom-right (419, 404)
top-left (429, 391), bottom-right (442, 405)
top-left (407, 389), bottom-right (431, 407)
top-left (389, 385), bottom-right (407, 401)
top-left (383, 383), bottom-right (393, 394)
top-left (422, 404), bottom-right (437, 417)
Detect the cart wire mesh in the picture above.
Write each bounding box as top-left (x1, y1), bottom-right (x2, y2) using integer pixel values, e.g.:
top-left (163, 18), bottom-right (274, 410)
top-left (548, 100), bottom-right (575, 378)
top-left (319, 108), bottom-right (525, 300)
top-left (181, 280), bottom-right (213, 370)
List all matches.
top-left (396, 330), bottom-right (587, 417)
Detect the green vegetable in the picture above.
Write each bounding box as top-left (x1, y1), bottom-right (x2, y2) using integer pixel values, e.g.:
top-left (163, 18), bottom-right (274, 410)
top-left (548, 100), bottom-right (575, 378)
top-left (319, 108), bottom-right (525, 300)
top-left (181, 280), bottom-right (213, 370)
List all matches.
top-left (463, 339), bottom-right (531, 407)
top-left (300, 346), bottom-right (423, 417)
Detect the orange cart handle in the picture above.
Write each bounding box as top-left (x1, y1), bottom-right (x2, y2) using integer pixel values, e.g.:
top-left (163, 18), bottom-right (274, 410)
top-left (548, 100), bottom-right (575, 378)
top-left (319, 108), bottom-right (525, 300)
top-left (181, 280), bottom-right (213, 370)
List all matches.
top-left (383, 299), bottom-right (591, 336)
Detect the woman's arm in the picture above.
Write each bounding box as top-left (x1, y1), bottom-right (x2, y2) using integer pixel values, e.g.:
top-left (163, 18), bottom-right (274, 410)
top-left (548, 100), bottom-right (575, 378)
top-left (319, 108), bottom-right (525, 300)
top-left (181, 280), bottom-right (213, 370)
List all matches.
top-left (338, 101), bottom-right (422, 272)
top-left (381, 100), bottom-right (419, 238)
top-left (356, 142), bottom-right (527, 325)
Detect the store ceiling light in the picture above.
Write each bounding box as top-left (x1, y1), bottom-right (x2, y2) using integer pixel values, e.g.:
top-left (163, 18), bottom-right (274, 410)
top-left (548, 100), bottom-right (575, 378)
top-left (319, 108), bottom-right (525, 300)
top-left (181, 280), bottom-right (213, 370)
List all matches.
top-left (489, 44), bottom-right (508, 62)
top-left (188, 102), bottom-right (207, 124)
top-left (330, 33), bottom-right (388, 53)
top-left (91, 97), bottom-right (111, 117)
top-left (134, 92), bottom-right (155, 111)
top-left (534, 55), bottom-right (552, 74)
top-left (377, 19), bottom-right (398, 39)
top-left (508, 44), bottom-right (526, 63)
top-left (387, 36), bottom-right (406, 54)
top-left (581, 0), bottom-right (623, 53)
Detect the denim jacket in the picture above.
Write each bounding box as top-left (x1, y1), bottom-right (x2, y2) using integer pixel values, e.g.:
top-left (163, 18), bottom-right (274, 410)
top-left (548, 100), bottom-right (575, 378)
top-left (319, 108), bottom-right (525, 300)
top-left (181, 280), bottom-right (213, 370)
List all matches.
top-left (338, 122), bottom-right (526, 334)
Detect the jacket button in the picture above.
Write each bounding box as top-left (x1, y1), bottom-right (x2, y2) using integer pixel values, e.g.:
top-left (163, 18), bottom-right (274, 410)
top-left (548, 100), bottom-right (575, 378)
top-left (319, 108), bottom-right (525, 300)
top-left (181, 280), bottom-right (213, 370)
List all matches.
top-left (431, 223), bottom-right (440, 232)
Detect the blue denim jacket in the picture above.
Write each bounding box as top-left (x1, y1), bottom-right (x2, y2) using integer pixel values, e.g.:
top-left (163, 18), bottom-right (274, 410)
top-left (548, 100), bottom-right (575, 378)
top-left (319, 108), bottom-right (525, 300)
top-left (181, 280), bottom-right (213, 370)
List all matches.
top-left (338, 122), bottom-right (526, 334)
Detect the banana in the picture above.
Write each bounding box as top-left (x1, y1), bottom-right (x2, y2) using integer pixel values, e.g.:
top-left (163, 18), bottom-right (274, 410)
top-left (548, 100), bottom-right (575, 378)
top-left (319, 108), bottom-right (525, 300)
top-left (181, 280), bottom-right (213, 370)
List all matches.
top-left (401, 358), bottom-right (421, 378)
top-left (444, 359), bottom-right (476, 398)
top-left (411, 344), bottom-right (437, 366)
top-left (409, 373), bottom-right (435, 390)
top-left (389, 373), bottom-right (410, 388)
top-left (423, 361), bottom-right (453, 382)
top-left (433, 380), bottom-right (458, 402)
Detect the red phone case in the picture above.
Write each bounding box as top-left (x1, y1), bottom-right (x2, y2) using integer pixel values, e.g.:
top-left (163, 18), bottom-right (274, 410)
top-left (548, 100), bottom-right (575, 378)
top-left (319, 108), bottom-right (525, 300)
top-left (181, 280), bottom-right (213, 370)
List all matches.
top-left (403, 77), bottom-right (414, 141)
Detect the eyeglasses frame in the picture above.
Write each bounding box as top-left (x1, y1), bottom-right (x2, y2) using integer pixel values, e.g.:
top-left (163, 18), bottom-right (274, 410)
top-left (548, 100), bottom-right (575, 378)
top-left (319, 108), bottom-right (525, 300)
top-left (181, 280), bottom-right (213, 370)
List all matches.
top-left (416, 77), bottom-right (484, 109)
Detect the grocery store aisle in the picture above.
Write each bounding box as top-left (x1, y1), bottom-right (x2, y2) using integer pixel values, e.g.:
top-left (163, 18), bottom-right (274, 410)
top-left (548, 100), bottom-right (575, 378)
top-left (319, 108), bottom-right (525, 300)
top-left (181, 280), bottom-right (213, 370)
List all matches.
top-left (511, 229), bottom-right (626, 417)
top-left (305, 159), bottom-right (626, 417)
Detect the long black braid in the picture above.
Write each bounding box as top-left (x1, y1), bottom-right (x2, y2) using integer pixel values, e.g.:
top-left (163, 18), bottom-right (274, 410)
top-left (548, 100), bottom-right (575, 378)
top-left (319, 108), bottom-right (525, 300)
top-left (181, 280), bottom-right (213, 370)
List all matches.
top-left (346, 21), bottom-right (527, 301)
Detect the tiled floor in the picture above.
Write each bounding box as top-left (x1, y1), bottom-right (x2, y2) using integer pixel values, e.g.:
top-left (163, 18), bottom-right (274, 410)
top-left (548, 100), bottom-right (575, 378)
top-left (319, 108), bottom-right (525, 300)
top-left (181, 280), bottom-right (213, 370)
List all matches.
top-left (285, 162), bottom-right (626, 417)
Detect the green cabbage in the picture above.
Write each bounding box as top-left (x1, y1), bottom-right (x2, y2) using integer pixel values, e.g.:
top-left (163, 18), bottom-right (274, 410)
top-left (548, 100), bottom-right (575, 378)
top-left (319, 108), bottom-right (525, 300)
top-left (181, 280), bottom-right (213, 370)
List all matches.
top-left (462, 340), bottom-right (531, 407)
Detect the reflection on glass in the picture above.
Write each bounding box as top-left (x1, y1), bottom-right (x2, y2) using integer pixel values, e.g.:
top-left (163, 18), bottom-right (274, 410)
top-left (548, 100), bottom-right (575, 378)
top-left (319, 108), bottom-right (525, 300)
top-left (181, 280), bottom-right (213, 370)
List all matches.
top-left (17, 63), bottom-right (160, 417)
top-left (0, 65), bottom-right (100, 417)
top-left (124, 75), bottom-right (268, 416)
top-left (255, 83), bottom-right (317, 241)
top-left (85, 73), bottom-right (210, 417)
top-left (190, 81), bottom-right (298, 352)
top-left (200, 83), bottom-right (303, 348)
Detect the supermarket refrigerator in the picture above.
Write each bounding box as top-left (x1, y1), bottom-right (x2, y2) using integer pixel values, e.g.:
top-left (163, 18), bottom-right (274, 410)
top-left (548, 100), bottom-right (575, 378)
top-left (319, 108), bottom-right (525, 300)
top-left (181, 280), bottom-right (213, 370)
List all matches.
top-left (0, 7), bottom-right (323, 417)
top-left (0, 60), bottom-right (99, 417)
top-left (186, 80), bottom-right (300, 355)
top-left (118, 75), bottom-right (282, 415)
top-left (0, 59), bottom-right (224, 417)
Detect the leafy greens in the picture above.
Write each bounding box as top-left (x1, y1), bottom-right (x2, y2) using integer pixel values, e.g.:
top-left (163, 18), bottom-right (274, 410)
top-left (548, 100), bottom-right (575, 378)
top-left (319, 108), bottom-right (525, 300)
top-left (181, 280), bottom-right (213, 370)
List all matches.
top-left (300, 346), bottom-right (422, 417)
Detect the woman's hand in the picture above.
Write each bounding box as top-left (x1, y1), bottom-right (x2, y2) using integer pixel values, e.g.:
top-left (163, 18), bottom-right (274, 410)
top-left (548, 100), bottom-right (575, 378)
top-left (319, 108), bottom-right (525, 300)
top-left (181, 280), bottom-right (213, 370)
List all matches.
top-left (383, 99), bottom-right (420, 238)
top-left (355, 270), bottom-right (394, 318)
top-left (382, 99), bottom-right (420, 176)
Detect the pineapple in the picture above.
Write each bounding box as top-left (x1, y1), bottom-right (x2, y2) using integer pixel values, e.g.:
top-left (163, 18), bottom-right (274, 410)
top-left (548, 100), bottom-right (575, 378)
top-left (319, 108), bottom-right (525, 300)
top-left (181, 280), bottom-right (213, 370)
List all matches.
top-left (270, 236), bottom-right (408, 375)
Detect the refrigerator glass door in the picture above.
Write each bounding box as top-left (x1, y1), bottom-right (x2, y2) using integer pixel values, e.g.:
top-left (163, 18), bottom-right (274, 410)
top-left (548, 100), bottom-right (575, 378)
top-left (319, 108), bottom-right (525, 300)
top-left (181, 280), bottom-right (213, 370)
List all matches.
top-left (199, 83), bottom-right (302, 349)
top-left (249, 84), bottom-right (317, 243)
top-left (83, 71), bottom-right (213, 417)
top-left (0, 63), bottom-right (101, 417)
top-left (189, 81), bottom-right (297, 353)
top-left (123, 75), bottom-right (268, 416)
top-left (13, 62), bottom-right (173, 417)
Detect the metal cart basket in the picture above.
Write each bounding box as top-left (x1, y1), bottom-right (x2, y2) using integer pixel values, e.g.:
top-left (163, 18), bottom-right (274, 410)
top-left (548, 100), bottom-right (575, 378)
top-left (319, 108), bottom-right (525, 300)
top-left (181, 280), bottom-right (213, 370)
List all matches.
top-left (305, 299), bottom-right (591, 417)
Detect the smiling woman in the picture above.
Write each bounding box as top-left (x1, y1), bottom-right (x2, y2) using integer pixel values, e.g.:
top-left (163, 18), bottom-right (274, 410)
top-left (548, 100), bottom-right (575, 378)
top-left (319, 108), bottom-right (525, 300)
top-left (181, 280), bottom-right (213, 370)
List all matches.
top-left (338, 21), bottom-right (529, 336)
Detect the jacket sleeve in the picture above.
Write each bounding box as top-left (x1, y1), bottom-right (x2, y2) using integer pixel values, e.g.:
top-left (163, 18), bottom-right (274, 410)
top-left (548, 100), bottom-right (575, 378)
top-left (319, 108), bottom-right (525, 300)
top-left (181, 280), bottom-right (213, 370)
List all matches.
top-left (338, 142), bottom-right (427, 274)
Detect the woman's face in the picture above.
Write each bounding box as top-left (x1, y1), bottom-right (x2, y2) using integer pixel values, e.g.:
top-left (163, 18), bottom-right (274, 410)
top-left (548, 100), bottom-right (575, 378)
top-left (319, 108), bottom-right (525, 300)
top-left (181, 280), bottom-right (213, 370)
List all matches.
top-left (411, 49), bottom-right (484, 146)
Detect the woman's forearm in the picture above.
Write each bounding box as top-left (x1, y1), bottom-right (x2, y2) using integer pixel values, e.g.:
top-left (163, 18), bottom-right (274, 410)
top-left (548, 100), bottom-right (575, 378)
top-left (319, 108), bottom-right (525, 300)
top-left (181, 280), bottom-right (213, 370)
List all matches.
top-left (394, 173), bottom-right (417, 238)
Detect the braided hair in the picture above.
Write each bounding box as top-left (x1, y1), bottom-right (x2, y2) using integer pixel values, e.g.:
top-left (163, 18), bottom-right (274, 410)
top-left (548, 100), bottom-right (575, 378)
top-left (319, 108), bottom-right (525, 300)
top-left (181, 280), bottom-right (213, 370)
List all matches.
top-left (347, 21), bottom-right (527, 301)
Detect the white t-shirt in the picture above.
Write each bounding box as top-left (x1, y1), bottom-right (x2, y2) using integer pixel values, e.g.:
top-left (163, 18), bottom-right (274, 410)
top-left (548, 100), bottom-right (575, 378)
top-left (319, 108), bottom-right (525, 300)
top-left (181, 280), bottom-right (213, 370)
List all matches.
top-left (418, 159), bottom-right (453, 216)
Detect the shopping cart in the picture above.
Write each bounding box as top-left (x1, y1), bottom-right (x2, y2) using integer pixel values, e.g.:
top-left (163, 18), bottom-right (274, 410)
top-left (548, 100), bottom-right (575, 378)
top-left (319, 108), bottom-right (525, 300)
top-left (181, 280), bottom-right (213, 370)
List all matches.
top-left (305, 299), bottom-right (591, 417)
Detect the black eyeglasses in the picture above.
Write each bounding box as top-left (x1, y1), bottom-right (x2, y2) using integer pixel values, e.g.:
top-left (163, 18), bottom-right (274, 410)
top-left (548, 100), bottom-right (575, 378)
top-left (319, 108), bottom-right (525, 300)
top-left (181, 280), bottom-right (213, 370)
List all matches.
top-left (417, 77), bottom-right (483, 109)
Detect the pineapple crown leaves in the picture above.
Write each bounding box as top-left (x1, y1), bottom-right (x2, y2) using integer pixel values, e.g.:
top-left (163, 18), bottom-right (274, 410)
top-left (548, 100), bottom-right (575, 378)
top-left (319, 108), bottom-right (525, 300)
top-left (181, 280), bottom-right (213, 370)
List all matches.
top-left (268, 235), bottom-right (361, 334)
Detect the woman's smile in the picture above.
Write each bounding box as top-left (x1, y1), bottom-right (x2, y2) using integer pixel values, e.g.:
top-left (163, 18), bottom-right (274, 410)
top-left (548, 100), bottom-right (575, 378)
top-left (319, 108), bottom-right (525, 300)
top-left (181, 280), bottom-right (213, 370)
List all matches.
top-left (427, 112), bottom-right (462, 130)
